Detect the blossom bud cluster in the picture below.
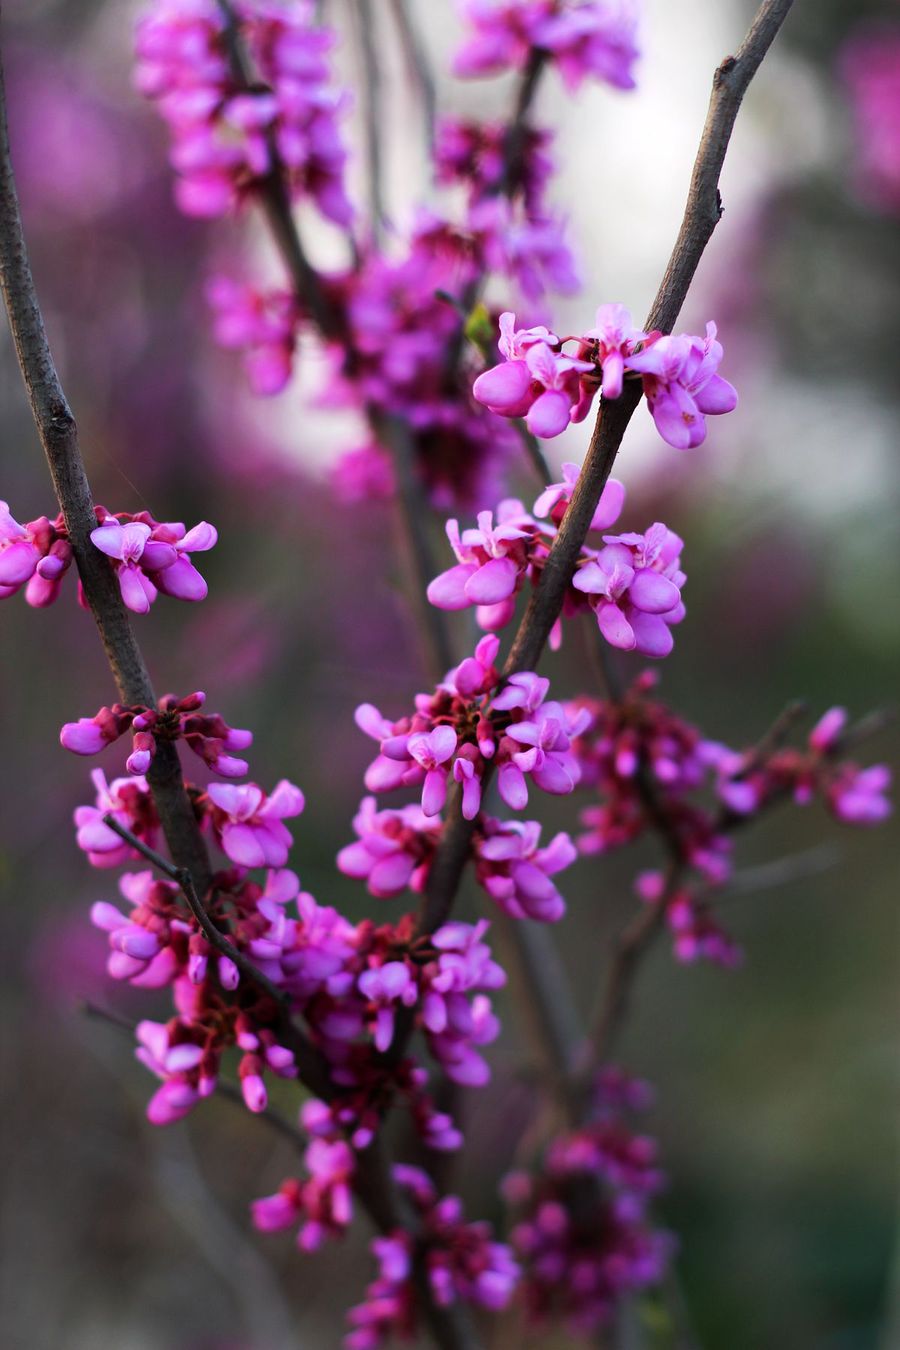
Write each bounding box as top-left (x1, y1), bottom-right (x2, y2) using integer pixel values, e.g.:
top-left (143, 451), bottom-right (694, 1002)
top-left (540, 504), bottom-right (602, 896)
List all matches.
top-left (61, 690), bottom-right (252, 778)
top-left (474, 307), bottom-right (738, 448)
top-left (428, 480), bottom-right (687, 658)
top-left (346, 1164), bottom-right (519, 1348)
top-left (135, 0), bottom-right (352, 224)
top-left (568, 676), bottom-right (893, 965)
top-left (1, 503), bottom-right (73, 606)
top-left (454, 0), bottom-right (641, 93)
top-left (503, 1068), bottom-right (674, 1334)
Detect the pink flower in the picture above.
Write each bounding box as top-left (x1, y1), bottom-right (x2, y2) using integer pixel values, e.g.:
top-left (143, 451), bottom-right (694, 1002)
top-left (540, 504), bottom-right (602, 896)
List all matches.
top-left (531, 0), bottom-right (641, 92)
top-left (828, 765), bottom-right (892, 825)
top-left (358, 960), bottom-right (418, 1052)
top-left (473, 312), bottom-right (592, 437)
top-left (206, 276), bottom-right (300, 395)
top-left (74, 768), bottom-right (159, 868)
top-left (207, 779), bottom-right (305, 867)
top-left (90, 513), bottom-right (217, 613)
top-left (625, 322), bottom-right (737, 449)
top-left (135, 0), bottom-right (353, 225)
top-left (252, 1138), bottom-right (356, 1250)
top-left (534, 462), bottom-right (626, 532)
top-left (581, 302), bottom-right (645, 399)
top-left (426, 499), bottom-right (537, 623)
top-left (475, 818), bottom-right (577, 922)
top-left (0, 500), bottom-right (41, 595)
top-left (337, 797), bottom-right (441, 898)
top-left (573, 523), bottom-right (686, 658)
top-left (454, 0), bottom-right (640, 95)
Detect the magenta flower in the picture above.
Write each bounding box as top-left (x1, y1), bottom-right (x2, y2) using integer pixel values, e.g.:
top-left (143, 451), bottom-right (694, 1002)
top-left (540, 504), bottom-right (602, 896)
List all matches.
top-left (252, 1138), bottom-right (356, 1251)
top-left (135, 0), bottom-right (353, 225)
top-left (581, 302), bottom-right (645, 399)
top-left (90, 514), bottom-right (217, 613)
top-left (475, 818), bottom-right (577, 922)
top-left (531, 0), bottom-right (641, 92)
top-left (625, 322), bottom-right (737, 449)
top-left (473, 312), bottom-right (592, 437)
top-left (358, 961), bottom-right (418, 1052)
top-left (426, 499), bottom-right (536, 623)
top-left (573, 523), bottom-right (686, 658)
top-left (206, 275), bottom-right (300, 395)
top-left (407, 726), bottom-right (459, 816)
top-left (0, 500), bottom-right (40, 596)
top-left (534, 462), bottom-right (626, 532)
top-left (454, 0), bottom-right (640, 95)
top-left (207, 779), bottom-right (305, 867)
top-left (74, 768), bottom-right (159, 868)
top-left (337, 797), bottom-right (441, 898)
top-left (828, 765), bottom-right (892, 825)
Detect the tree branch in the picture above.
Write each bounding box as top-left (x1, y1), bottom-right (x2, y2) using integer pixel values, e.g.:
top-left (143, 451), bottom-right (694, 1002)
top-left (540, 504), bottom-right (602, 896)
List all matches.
top-left (0, 50), bottom-right (211, 894)
top-left (417, 0), bottom-right (797, 967)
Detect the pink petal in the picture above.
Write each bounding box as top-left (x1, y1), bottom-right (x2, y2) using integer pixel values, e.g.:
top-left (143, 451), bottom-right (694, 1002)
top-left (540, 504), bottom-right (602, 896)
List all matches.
top-left (472, 359), bottom-right (533, 413)
top-left (427, 563), bottom-right (479, 610)
top-left (628, 569), bottom-right (681, 614)
top-left (463, 556), bottom-right (519, 605)
top-left (596, 601), bottom-right (636, 651)
top-left (525, 389), bottom-right (572, 439)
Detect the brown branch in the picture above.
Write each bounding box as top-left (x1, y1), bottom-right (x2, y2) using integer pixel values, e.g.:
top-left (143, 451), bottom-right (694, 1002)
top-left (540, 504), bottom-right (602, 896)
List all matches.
top-left (0, 53), bottom-right (211, 894)
top-left (0, 50), bottom-right (480, 1345)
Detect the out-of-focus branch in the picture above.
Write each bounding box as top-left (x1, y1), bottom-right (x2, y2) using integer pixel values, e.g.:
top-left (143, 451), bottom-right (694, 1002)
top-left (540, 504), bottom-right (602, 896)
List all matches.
top-left (353, 0), bottom-right (388, 240)
top-left (389, 0), bottom-right (437, 154)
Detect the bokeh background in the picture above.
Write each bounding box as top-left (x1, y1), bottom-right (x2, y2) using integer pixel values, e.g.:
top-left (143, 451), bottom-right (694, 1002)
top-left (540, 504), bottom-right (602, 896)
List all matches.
top-left (0, 1), bottom-right (897, 1347)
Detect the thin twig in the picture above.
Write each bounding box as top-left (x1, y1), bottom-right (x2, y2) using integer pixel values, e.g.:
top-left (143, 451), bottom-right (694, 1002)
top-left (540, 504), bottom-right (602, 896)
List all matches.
top-left (82, 999), bottom-right (306, 1149)
top-left (418, 0), bottom-right (798, 971)
top-left (0, 52), bottom-right (211, 892)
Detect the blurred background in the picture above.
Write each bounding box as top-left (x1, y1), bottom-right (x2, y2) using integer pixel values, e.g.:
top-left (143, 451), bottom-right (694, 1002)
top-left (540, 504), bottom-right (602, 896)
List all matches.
top-left (0, 0), bottom-right (897, 1347)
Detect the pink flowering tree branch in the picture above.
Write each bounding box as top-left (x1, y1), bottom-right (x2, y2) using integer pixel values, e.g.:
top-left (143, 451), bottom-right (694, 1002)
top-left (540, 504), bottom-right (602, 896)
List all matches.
top-left (0, 39), bottom-right (482, 1350)
top-left (2, 0), bottom-right (894, 1346)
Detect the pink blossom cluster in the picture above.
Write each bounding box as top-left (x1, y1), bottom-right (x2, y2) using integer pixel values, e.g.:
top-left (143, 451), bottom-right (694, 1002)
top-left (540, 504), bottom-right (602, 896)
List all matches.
top-left (0, 503), bottom-right (73, 606)
top-left (91, 865), bottom-right (310, 1119)
top-left (319, 220), bottom-right (522, 506)
top-left (635, 871), bottom-right (741, 968)
top-left (84, 781), bottom-right (507, 1127)
top-left (134, 0), bottom-right (353, 224)
top-left (435, 117), bottom-right (554, 211)
top-left (840, 26), bottom-right (900, 215)
top-left (339, 796), bottom-right (578, 925)
top-left (206, 275), bottom-right (300, 395)
top-left (90, 509), bottom-right (217, 613)
top-left (503, 1068), bottom-right (673, 1334)
top-left (714, 705), bottom-right (893, 827)
top-left (354, 635), bottom-right (589, 820)
top-left (346, 1164), bottom-right (519, 1348)
top-left (428, 486), bottom-right (687, 658)
top-left (474, 307), bottom-right (738, 448)
top-left (61, 690), bottom-right (252, 778)
top-left (252, 1137), bottom-right (356, 1251)
top-left (454, 0), bottom-right (641, 93)
top-left (567, 680), bottom-right (892, 965)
